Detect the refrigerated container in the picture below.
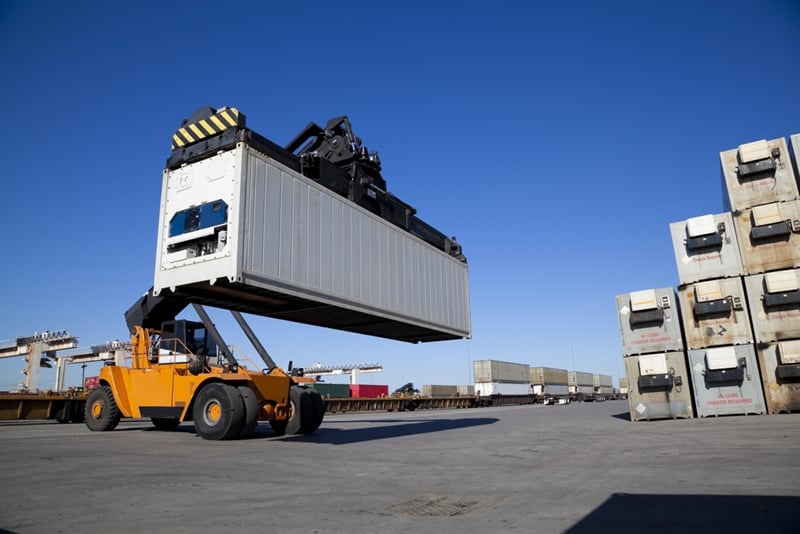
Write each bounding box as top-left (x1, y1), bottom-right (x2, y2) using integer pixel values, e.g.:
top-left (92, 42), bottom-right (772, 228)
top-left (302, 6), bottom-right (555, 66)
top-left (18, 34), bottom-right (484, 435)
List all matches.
top-left (677, 277), bottom-right (753, 349)
top-left (669, 212), bottom-right (743, 285)
top-left (153, 142), bottom-right (471, 343)
top-left (616, 288), bottom-right (684, 356)
top-left (743, 268), bottom-right (800, 343)
top-left (720, 137), bottom-right (798, 211)
top-left (731, 200), bottom-right (800, 275)
top-left (687, 345), bottom-right (766, 417)
top-left (756, 339), bottom-right (800, 413)
top-left (624, 352), bottom-right (694, 420)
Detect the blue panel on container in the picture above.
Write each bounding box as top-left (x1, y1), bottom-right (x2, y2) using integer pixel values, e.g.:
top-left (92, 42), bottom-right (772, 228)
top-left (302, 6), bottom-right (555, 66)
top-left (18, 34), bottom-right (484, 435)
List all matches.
top-left (169, 200), bottom-right (228, 237)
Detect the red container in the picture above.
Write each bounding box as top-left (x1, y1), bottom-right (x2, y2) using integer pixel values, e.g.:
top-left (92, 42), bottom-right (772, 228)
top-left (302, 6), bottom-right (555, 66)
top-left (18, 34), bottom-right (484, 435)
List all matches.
top-left (84, 376), bottom-right (100, 390)
top-left (349, 384), bottom-right (389, 398)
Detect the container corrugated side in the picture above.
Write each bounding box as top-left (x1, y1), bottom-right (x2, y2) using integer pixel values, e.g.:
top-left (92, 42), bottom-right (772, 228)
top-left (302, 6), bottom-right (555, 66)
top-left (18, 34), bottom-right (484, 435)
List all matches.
top-left (473, 360), bottom-right (530, 383)
top-left (154, 144), bottom-right (471, 343)
top-left (530, 367), bottom-right (569, 385)
top-left (422, 385), bottom-right (459, 397)
top-left (568, 371), bottom-right (594, 386)
top-left (349, 384), bottom-right (389, 398)
top-left (310, 383), bottom-right (351, 398)
top-left (592, 374), bottom-right (612, 387)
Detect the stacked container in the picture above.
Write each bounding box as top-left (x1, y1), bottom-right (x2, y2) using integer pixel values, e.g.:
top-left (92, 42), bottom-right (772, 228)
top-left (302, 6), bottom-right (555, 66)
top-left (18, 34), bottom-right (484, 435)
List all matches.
top-left (616, 287), bottom-right (694, 420)
top-left (720, 136), bottom-right (800, 415)
top-left (530, 367), bottom-right (569, 396)
top-left (568, 370), bottom-right (595, 397)
top-left (473, 359), bottom-right (531, 396)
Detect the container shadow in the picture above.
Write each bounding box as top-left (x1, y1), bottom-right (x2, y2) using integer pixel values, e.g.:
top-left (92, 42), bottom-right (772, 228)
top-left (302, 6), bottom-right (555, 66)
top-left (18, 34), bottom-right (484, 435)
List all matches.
top-left (611, 412), bottom-right (631, 421)
top-left (268, 417), bottom-right (499, 445)
top-left (565, 493), bottom-right (800, 534)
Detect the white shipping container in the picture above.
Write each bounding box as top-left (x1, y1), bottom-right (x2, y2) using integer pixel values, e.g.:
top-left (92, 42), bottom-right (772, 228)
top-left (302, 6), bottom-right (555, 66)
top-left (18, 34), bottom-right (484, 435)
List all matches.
top-left (474, 382), bottom-right (531, 396)
top-left (153, 143), bottom-right (471, 343)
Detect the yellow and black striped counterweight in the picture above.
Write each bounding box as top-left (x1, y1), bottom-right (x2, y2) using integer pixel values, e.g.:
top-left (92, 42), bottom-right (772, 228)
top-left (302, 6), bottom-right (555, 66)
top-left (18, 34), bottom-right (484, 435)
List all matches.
top-left (171, 107), bottom-right (245, 150)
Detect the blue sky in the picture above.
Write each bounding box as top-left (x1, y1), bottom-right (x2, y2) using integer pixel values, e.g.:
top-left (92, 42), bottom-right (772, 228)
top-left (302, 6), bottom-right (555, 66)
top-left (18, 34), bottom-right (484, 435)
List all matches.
top-left (1, 1), bottom-right (799, 392)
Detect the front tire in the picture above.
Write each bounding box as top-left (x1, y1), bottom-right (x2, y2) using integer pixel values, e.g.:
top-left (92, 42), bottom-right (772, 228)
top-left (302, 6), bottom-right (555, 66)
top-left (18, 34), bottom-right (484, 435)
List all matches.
top-left (192, 383), bottom-right (245, 440)
top-left (85, 386), bottom-right (120, 431)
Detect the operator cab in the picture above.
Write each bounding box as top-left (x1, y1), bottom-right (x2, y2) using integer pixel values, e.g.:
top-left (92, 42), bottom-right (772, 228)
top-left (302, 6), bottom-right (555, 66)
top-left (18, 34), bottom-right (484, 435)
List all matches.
top-left (159, 320), bottom-right (217, 358)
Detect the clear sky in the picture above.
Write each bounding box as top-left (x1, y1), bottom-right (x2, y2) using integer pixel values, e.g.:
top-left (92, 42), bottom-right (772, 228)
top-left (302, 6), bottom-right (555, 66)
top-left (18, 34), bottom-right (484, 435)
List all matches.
top-left (1, 1), bottom-right (799, 392)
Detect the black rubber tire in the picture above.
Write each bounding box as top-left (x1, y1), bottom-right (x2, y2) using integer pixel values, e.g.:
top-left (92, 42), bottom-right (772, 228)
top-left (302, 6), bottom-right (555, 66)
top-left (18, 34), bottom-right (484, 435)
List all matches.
top-left (151, 418), bottom-right (181, 431)
top-left (299, 388), bottom-right (325, 435)
top-left (85, 386), bottom-right (120, 431)
top-left (269, 418), bottom-right (288, 436)
top-left (237, 385), bottom-right (259, 438)
top-left (192, 383), bottom-right (245, 440)
top-left (286, 386), bottom-right (314, 435)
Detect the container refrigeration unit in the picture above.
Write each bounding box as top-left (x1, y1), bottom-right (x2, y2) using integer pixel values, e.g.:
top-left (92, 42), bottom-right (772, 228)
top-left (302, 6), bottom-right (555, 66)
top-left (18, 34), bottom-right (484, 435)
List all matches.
top-left (731, 200), bottom-right (800, 276)
top-left (743, 268), bottom-right (800, 343)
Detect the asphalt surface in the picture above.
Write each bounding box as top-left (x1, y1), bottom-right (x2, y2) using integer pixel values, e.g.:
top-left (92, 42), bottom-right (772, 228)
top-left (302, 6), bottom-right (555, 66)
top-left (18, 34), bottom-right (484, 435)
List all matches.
top-left (1, 400), bottom-right (799, 534)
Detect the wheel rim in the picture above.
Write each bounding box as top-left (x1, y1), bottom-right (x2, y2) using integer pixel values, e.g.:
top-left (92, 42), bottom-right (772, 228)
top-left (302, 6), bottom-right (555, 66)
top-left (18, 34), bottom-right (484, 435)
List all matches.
top-left (203, 400), bottom-right (222, 426)
top-left (91, 401), bottom-right (103, 419)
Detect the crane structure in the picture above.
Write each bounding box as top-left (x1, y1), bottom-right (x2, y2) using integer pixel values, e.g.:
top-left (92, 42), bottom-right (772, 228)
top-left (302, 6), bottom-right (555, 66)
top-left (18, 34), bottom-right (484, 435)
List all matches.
top-left (0, 331), bottom-right (79, 392)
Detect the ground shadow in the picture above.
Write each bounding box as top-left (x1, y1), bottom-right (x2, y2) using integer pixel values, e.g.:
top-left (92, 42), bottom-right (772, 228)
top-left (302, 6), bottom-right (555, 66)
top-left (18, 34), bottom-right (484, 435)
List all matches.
top-left (611, 411), bottom-right (631, 421)
top-left (565, 493), bottom-right (800, 533)
top-left (265, 416), bottom-right (499, 445)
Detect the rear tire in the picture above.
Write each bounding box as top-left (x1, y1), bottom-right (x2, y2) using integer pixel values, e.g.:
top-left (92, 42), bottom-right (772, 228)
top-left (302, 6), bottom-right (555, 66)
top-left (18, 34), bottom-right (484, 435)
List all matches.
top-left (85, 386), bottom-right (120, 431)
top-left (302, 388), bottom-right (325, 435)
top-left (192, 383), bottom-right (245, 440)
top-left (237, 385), bottom-right (260, 438)
top-left (151, 418), bottom-right (181, 431)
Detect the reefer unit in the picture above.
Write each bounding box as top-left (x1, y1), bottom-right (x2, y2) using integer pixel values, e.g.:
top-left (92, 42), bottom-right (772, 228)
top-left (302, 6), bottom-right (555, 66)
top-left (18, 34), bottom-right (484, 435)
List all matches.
top-left (624, 352), bottom-right (694, 421)
top-left (153, 143), bottom-right (471, 343)
top-left (731, 200), bottom-right (800, 275)
top-left (473, 382), bottom-right (531, 396)
top-left (669, 213), bottom-right (743, 285)
top-left (756, 340), bottom-right (800, 413)
top-left (616, 288), bottom-right (684, 356)
top-left (677, 277), bottom-right (753, 349)
top-left (687, 345), bottom-right (766, 417)
top-left (720, 137), bottom-right (798, 212)
top-left (473, 360), bottom-right (530, 384)
top-left (743, 268), bottom-right (800, 343)
top-left (530, 367), bottom-right (569, 386)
